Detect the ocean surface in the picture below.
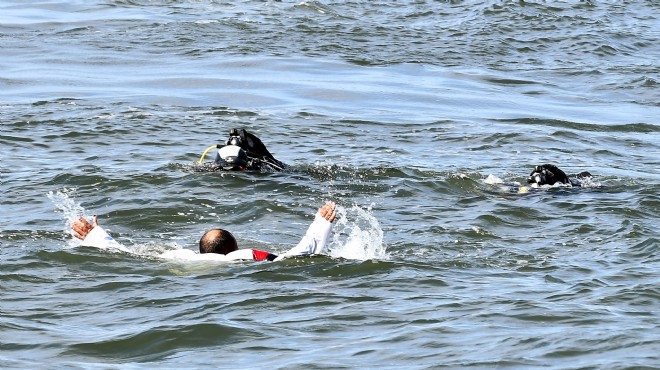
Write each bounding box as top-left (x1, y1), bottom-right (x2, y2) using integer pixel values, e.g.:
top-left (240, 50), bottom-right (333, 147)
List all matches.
top-left (1, 1), bottom-right (659, 369)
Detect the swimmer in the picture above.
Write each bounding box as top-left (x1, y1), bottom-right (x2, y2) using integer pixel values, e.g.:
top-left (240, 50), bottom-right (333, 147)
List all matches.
top-left (527, 164), bottom-right (593, 187)
top-left (71, 201), bottom-right (337, 262)
top-left (199, 128), bottom-right (287, 171)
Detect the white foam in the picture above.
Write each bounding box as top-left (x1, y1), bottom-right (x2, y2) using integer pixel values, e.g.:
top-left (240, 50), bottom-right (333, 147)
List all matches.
top-left (484, 174), bottom-right (504, 184)
top-left (577, 177), bottom-right (602, 188)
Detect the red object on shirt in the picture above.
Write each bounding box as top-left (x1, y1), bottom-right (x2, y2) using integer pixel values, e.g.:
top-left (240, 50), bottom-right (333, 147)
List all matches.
top-left (252, 249), bottom-right (277, 261)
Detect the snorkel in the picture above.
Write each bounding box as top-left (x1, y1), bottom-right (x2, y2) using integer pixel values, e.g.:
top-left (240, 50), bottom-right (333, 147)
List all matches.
top-left (198, 145), bottom-right (219, 165)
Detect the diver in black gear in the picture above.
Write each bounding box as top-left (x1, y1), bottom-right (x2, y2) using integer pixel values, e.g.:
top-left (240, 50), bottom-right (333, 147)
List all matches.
top-left (527, 164), bottom-right (592, 187)
top-left (198, 128), bottom-right (287, 172)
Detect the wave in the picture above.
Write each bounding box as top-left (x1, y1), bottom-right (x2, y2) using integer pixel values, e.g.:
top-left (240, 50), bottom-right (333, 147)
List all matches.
top-left (497, 118), bottom-right (659, 133)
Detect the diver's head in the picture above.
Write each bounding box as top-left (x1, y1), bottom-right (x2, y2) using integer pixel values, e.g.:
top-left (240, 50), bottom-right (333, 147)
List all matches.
top-left (528, 165), bottom-right (547, 185)
top-left (227, 128), bottom-right (243, 147)
top-left (215, 145), bottom-right (248, 170)
top-left (527, 164), bottom-right (569, 185)
top-left (199, 229), bottom-right (238, 255)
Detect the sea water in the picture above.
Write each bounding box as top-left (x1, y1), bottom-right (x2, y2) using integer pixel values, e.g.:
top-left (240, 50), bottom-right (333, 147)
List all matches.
top-left (1, 1), bottom-right (658, 368)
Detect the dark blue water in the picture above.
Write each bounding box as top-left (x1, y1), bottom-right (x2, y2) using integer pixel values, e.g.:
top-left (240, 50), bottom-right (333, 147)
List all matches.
top-left (1, 1), bottom-right (658, 368)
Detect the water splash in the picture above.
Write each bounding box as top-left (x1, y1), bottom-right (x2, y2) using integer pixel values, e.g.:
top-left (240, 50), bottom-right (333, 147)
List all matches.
top-left (327, 204), bottom-right (388, 261)
top-left (47, 189), bottom-right (85, 248)
top-left (575, 176), bottom-right (602, 188)
top-left (484, 174), bottom-right (525, 193)
top-left (47, 188), bottom-right (90, 234)
top-left (48, 189), bottom-right (166, 254)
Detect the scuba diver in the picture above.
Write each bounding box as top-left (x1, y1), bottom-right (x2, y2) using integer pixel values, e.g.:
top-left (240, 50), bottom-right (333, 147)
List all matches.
top-left (198, 128), bottom-right (287, 172)
top-left (487, 164), bottom-right (597, 194)
top-left (527, 164), bottom-right (593, 187)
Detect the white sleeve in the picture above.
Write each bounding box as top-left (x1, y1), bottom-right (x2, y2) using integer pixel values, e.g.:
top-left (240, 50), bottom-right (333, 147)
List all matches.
top-left (275, 212), bottom-right (333, 260)
top-left (79, 226), bottom-right (131, 253)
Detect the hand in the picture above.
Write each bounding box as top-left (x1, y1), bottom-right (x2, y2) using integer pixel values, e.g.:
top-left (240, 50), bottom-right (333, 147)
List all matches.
top-left (319, 201), bottom-right (337, 223)
top-left (72, 216), bottom-right (98, 240)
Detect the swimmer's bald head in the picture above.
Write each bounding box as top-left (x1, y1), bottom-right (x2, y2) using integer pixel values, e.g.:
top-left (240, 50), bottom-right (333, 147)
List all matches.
top-left (199, 229), bottom-right (238, 255)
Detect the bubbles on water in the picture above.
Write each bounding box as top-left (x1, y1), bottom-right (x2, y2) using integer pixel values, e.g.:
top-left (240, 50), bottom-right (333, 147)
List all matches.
top-left (327, 204), bottom-right (388, 261)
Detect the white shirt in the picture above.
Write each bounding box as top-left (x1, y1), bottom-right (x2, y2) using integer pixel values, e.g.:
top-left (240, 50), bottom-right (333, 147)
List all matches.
top-left (79, 211), bottom-right (333, 262)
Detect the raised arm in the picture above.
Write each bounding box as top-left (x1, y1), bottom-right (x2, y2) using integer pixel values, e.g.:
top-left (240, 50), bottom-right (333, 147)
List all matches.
top-left (71, 216), bottom-right (130, 253)
top-left (274, 201), bottom-right (336, 260)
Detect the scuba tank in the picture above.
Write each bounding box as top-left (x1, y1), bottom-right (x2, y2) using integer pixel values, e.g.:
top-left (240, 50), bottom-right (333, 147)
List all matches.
top-left (215, 145), bottom-right (249, 170)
